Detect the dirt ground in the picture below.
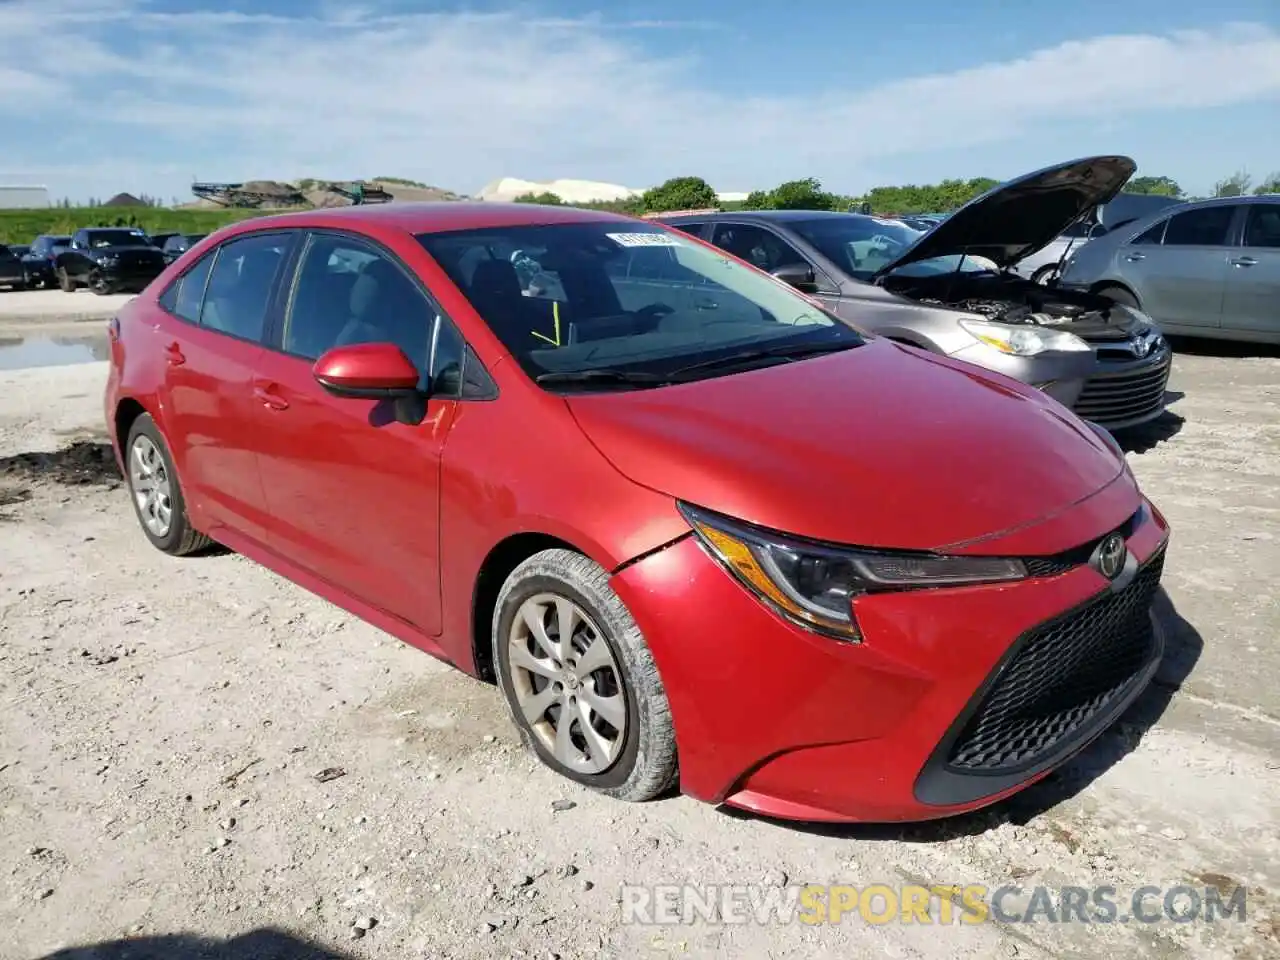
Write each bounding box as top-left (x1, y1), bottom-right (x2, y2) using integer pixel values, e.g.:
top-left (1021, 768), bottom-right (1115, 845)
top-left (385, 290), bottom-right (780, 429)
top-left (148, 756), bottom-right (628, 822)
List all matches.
top-left (0, 302), bottom-right (1277, 959)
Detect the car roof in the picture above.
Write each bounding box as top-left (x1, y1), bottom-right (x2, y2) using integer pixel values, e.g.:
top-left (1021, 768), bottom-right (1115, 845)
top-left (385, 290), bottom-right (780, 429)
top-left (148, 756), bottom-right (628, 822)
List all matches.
top-left (229, 201), bottom-right (640, 237)
top-left (658, 209), bottom-right (859, 225)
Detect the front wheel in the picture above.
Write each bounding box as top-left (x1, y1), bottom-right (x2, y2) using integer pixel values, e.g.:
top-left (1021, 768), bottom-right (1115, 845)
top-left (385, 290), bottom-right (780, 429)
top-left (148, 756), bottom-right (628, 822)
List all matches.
top-left (88, 269), bottom-right (114, 296)
top-left (124, 414), bottom-right (213, 556)
top-left (493, 549), bottom-right (678, 802)
top-left (58, 268), bottom-right (77, 292)
top-left (1097, 285), bottom-right (1141, 309)
top-left (1031, 264), bottom-right (1059, 286)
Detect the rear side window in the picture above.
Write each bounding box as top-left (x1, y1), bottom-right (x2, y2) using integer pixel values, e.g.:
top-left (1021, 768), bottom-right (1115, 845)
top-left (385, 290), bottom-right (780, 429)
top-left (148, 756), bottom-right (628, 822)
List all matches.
top-left (199, 233), bottom-right (290, 343)
top-left (1163, 206), bottom-right (1234, 247)
top-left (174, 253), bottom-right (215, 323)
top-left (1243, 204), bottom-right (1280, 249)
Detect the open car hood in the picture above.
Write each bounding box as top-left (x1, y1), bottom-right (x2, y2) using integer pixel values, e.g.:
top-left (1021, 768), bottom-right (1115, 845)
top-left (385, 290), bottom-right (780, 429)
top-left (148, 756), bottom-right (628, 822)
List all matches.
top-left (873, 155), bottom-right (1136, 277)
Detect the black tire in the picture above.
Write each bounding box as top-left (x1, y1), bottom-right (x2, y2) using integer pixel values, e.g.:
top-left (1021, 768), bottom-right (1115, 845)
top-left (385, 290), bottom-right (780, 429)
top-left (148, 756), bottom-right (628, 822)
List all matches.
top-left (58, 267), bottom-right (77, 293)
top-left (88, 269), bottom-right (114, 296)
top-left (1097, 285), bottom-right (1140, 309)
top-left (492, 548), bottom-right (678, 802)
top-left (123, 413), bottom-right (214, 556)
top-left (1031, 264), bottom-right (1059, 286)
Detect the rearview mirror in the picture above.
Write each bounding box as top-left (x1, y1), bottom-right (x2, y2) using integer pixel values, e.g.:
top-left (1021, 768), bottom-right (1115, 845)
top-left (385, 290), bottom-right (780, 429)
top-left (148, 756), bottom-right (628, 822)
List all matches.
top-left (313, 342), bottom-right (422, 399)
top-left (771, 263), bottom-right (818, 292)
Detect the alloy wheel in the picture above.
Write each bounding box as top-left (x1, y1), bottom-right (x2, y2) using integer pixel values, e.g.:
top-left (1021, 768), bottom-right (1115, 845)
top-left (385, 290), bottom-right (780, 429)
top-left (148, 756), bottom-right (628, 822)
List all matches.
top-left (129, 434), bottom-right (173, 537)
top-left (507, 592), bottom-right (627, 774)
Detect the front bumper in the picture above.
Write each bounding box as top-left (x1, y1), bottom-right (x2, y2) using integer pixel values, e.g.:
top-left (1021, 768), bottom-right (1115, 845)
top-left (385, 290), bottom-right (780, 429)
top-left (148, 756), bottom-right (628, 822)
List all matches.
top-left (947, 340), bottom-right (1171, 431)
top-left (610, 494), bottom-right (1170, 823)
top-left (100, 262), bottom-right (165, 290)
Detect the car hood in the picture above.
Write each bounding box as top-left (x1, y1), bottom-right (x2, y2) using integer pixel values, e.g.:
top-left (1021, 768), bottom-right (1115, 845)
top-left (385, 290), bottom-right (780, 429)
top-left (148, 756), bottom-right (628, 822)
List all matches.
top-left (873, 155), bottom-right (1137, 278)
top-left (566, 341), bottom-right (1128, 551)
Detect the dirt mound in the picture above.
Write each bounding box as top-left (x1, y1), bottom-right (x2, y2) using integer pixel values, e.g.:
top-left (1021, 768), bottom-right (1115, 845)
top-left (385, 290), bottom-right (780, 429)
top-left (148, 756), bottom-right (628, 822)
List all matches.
top-left (0, 441), bottom-right (121, 487)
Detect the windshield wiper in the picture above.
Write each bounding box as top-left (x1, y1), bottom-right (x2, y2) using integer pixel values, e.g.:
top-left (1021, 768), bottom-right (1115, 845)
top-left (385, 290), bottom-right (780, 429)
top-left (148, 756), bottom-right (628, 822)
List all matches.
top-left (535, 369), bottom-right (670, 389)
top-left (666, 341), bottom-right (858, 380)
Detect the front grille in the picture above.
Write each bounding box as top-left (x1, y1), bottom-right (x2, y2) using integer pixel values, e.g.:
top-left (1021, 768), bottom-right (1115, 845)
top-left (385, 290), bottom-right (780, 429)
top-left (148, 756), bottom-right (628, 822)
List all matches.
top-left (1071, 353), bottom-right (1172, 427)
top-left (946, 546), bottom-right (1165, 773)
top-left (1021, 507), bottom-right (1143, 578)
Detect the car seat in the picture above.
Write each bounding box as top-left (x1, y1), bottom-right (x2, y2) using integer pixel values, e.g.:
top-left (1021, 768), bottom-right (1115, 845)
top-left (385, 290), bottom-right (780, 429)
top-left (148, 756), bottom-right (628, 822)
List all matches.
top-left (334, 259), bottom-right (431, 374)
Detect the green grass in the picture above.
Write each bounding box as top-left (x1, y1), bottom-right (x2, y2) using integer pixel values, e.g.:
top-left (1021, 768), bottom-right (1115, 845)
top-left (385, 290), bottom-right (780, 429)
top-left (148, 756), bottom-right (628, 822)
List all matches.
top-left (0, 207), bottom-right (272, 245)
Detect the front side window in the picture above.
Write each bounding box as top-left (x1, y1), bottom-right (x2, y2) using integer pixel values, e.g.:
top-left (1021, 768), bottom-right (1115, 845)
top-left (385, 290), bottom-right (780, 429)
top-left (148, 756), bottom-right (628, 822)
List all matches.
top-left (1130, 220), bottom-right (1166, 245)
top-left (199, 233), bottom-right (290, 343)
top-left (1243, 204), bottom-right (1280, 249)
top-left (1163, 206), bottom-right (1234, 247)
top-left (418, 221), bottom-right (863, 388)
top-left (283, 234), bottom-right (440, 391)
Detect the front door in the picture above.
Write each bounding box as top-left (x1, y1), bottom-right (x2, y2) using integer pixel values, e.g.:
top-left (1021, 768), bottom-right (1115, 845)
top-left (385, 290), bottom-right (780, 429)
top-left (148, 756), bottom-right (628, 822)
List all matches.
top-left (1128, 204), bottom-right (1235, 330)
top-left (250, 231), bottom-right (459, 634)
top-left (1221, 202), bottom-right (1280, 340)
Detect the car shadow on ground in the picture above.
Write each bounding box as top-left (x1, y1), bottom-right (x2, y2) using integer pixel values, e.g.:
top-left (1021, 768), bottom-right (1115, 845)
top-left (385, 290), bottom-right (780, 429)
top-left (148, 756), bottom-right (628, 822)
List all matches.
top-left (718, 588), bottom-right (1203, 843)
top-left (1115, 408), bottom-right (1185, 454)
top-left (1164, 334), bottom-right (1280, 359)
top-left (34, 928), bottom-right (353, 960)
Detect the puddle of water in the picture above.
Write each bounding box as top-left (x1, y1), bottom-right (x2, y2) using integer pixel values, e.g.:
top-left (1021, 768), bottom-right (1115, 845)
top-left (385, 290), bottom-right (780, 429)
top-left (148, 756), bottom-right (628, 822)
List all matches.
top-left (0, 335), bottom-right (109, 371)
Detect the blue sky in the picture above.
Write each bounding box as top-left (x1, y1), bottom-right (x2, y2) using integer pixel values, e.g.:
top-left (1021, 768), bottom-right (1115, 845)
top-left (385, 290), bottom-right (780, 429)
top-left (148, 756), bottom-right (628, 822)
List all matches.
top-left (2, 0), bottom-right (1278, 203)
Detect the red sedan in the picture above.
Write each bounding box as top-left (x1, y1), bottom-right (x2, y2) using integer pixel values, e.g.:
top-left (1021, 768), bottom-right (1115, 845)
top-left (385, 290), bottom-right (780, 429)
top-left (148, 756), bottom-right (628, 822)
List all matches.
top-left (104, 202), bottom-right (1170, 822)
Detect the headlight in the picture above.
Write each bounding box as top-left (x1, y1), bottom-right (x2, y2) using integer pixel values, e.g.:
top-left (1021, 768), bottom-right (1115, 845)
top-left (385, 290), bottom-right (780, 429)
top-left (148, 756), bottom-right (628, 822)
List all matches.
top-left (959, 319), bottom-right (1091, 357)
top-left (679, 503), bottom-right (1027, 642)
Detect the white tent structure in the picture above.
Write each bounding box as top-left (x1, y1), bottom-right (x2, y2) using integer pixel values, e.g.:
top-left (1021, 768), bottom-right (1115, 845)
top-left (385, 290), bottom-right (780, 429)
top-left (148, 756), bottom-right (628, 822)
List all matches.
top-left (477, 177), bottom-right (642, 204)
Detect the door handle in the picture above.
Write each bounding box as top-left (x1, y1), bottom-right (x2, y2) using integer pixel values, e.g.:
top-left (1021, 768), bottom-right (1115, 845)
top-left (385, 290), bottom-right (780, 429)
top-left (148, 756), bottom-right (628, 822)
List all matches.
top-left (1124, 252), bottom-right (1146, 262)
top-left (163, 341), bottom-right (185, 366)
top-left (1230, 256), bottom-right (1258, 267)
top-left (253, 384), bottom-right (289, 411)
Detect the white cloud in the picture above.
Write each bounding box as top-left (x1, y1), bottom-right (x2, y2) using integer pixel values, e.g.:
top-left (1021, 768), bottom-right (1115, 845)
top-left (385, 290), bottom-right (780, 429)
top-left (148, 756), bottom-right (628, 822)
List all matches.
top-left (2, 1), bottom-right (1279, 198)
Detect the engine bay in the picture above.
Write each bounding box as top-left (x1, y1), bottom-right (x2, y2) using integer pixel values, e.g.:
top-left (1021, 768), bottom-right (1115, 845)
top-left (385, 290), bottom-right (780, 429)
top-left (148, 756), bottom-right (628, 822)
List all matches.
top-left (880, 269), bottom-right (1128, 332)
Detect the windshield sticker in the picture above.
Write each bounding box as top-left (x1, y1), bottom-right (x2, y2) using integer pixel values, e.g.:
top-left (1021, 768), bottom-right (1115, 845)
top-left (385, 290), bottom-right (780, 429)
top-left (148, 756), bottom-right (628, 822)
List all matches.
top-left (606, 232), bottom-right (683, 248)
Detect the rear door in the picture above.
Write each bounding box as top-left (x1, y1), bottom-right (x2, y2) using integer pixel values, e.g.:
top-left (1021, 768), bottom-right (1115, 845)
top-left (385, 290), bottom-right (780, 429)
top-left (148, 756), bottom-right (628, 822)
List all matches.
top-left (155, 230), bottom-right (296, 543)
top-left (249, 229), bottom-right (465, 634)
top-left (1221, 202), bottom-right (1280, 340)
top-left (1125, 204), bottom-right (1235, 329)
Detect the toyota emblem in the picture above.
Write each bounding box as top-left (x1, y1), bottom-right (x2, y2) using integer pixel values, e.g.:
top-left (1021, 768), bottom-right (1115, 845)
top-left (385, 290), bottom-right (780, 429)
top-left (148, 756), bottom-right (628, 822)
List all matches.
top-left (1092, 533), bottom-right (1127, 580)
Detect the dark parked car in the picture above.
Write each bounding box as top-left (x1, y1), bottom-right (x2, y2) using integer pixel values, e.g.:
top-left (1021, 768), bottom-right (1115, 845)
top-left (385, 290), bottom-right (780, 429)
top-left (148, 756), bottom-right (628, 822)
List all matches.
top-left (9, 244), bottom-right (31, 258)
top-left (0, 244), bottom-right (33, 289)
top-left (659, 156), bottom-right (1171, 431)
top-left (28, 234), bottom-right (71, 268)
top-left (104, 201), bottom-right (1170, 823)
top-left (161, 233), bottom-right (208, 264)
top-left (54, 227), bottom-right (168, 295)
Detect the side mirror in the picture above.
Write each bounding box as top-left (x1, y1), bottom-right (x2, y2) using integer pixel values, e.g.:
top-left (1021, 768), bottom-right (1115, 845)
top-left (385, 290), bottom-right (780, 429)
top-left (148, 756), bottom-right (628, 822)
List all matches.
top-left (771, 262), bottom-right (818, 292)
top-left (312, 342), bottom-right (422, 399)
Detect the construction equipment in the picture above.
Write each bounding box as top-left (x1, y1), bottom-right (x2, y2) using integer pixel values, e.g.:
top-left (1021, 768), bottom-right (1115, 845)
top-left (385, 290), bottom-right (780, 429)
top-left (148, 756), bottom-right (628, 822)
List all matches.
top-left (191, 182), bottom-right (307, 208)
top-left (325, 181), bottom-right (392, 205)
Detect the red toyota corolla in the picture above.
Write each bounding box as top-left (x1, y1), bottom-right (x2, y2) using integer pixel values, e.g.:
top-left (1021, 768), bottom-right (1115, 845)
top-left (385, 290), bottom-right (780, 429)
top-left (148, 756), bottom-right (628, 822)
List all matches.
top-left (104, 202), bottom-right (1170, 822)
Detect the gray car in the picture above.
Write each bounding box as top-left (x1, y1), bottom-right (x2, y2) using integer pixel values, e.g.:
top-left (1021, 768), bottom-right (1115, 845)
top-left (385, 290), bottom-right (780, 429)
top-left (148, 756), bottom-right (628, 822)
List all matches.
top-left (658, 155), bottom-right (1171, 431)
top-left (1011, 192), bottom-right (1186, 284)
top-left (1056, 195), bottom-right (1280, 345)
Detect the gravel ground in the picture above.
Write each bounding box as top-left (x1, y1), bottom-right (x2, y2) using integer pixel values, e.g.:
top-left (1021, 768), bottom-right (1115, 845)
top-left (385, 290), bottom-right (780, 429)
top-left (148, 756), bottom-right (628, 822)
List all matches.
top-left (0, 323), bottom-right (1277, 959)
top-left (0, 289), bottom-right (134, 324)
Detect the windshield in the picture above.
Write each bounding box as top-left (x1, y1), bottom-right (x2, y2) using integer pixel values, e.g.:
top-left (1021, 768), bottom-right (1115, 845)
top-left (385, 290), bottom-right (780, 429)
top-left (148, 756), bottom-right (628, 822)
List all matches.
top-left (85, 230), bottom-right (146, 248)
top-left (417, 222), bottom-right (864, 388)
top-left (788, 216), bottom-right (993, 281)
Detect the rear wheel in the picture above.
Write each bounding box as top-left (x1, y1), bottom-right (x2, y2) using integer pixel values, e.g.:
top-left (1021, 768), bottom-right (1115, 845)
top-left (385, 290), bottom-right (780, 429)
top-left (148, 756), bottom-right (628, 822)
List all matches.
top-left (124, 414), bottom-right (213, 556)
top-left (492, 549), bottom-right (678, 802)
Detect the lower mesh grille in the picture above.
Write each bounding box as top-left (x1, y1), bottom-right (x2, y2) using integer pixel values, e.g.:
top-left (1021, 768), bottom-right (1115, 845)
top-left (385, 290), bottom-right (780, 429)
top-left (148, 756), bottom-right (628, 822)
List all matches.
top-left (946, 547), bottom-right (1165, 772)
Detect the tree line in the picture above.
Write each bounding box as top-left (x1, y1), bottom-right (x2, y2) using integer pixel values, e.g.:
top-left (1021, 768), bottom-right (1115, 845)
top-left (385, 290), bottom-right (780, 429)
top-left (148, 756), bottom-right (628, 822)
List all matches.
top-left (516, 169), bottom-right (1280, 217)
